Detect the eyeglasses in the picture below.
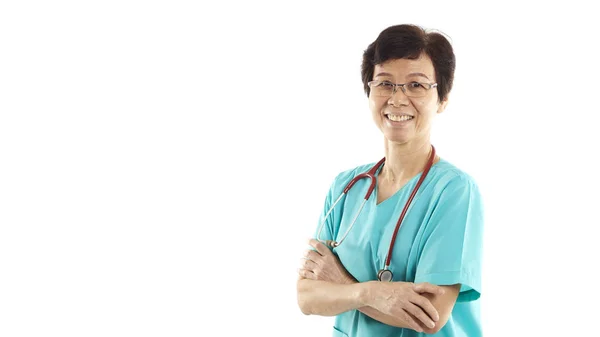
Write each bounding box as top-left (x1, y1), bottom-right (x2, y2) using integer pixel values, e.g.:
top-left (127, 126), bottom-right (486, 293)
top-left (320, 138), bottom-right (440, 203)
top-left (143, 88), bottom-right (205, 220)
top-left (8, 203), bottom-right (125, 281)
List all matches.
top-left (367, 80), bottom-right (438, 98)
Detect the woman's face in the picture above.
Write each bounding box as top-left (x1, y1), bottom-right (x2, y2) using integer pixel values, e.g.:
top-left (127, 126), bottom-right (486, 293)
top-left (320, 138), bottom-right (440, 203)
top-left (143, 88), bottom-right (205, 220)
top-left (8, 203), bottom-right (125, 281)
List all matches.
top-left (369, 54), bottom-right (448, 146)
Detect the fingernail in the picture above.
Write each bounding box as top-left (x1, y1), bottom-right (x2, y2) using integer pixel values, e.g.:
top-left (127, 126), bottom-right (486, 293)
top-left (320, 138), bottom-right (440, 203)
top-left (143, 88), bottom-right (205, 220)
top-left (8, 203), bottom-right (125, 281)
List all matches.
top-left (429, 321), bottom-right (435, 328)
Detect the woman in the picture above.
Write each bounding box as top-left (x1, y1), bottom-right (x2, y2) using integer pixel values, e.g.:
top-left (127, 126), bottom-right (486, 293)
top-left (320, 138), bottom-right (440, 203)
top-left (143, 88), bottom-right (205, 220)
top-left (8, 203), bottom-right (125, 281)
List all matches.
top-left (297, 24), bottom-right (484, 337)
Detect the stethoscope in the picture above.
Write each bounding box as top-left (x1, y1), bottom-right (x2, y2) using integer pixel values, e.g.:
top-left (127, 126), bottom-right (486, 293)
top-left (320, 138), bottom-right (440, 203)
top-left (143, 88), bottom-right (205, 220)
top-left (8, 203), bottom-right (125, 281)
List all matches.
top-left (317, 146), bottom-right (436, 282)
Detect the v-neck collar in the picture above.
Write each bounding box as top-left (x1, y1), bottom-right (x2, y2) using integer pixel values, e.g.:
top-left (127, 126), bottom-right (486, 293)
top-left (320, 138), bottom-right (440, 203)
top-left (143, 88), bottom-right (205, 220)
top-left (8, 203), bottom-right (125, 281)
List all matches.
top-left (372, 159), bottom-right (443, 207)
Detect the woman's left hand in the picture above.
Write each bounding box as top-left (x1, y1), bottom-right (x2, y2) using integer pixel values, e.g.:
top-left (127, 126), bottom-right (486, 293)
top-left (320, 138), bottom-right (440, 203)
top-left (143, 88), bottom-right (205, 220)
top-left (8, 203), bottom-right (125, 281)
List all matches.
top-left (298, 239), bottom-right (356, 284)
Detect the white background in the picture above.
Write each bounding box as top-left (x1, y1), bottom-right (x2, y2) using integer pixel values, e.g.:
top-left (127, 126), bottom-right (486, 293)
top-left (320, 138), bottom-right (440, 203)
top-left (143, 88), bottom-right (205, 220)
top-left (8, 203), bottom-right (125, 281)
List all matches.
top-left (1, 1), bottom-right (599, 336)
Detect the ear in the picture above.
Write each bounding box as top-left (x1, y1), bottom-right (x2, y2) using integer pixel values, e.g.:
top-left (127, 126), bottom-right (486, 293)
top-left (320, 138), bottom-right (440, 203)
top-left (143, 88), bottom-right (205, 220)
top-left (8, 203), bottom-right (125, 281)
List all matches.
top-left (437, 96), bottom-right (449, 114)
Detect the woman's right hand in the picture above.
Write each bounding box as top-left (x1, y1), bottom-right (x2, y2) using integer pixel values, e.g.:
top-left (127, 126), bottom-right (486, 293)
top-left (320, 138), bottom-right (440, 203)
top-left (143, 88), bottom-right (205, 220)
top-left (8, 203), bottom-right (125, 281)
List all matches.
top-left (364, 281), bottom-right (445, 331)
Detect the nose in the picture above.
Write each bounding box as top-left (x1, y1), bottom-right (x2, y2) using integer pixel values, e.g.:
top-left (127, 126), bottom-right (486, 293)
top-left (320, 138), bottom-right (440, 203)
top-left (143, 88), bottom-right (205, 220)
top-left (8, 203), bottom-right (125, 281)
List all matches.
top-left (387, 85), bottom-right (409, 107)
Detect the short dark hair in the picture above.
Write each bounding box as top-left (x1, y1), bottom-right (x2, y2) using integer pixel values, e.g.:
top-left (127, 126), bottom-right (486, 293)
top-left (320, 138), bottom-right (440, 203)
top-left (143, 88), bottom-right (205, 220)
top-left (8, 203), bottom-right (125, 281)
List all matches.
top-left (361, 24), bottom-right (455, 103)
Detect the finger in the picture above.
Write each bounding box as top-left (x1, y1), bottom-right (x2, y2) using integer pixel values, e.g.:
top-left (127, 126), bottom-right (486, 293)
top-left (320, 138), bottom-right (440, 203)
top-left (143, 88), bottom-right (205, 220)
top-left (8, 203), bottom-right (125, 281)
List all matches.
top-left (308, 238), bottom-right (330, 256)
top-left (304, 250), bottom-right (322, 263)
top-left (414, 282), bottom-right (445, 296)
top-left (297, 268), bottom-right (317, 280)
top-left (399, 309), bottom-right (423, 333)
top-left (300, 258), bottom-right (319, 272)
top-left (405, 302), bottom-right (436, 329)
top-left (411, 293), bottom-right (440, 322)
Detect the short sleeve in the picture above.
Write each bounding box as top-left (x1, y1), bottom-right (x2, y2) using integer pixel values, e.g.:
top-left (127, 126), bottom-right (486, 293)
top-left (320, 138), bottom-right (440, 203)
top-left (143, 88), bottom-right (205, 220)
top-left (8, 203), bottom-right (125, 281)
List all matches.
top-left (414, 176), bottom-right (484, 302)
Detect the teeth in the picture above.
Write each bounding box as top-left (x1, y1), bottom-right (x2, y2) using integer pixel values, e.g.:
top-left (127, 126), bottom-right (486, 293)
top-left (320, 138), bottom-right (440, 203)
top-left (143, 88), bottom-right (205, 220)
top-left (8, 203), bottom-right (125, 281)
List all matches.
top-left (387, 114), bottom-right (413, 122)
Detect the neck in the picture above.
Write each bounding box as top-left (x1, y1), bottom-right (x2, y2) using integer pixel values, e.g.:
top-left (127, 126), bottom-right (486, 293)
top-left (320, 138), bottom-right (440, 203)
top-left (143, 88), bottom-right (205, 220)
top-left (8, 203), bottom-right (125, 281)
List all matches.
top-left (380, 138), bottom-right (436, 185)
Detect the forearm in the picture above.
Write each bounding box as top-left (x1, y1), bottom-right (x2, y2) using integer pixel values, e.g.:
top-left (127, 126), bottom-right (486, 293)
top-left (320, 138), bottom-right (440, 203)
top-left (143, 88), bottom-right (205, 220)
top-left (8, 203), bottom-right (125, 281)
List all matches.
top-left (356, 282), bottom-right (420, 330)
top-left (358, 306), bottom-right (420, 330)
top-left (358, 281), bottom-right (451, 333)
top-left (298, 278), bottom-right (436, 332)
top-left (297, 278), bottom-right (365, 316)
top-left (297, 238), bottom-right (452, 333)
top-left (338, 274), bottom-right (416, 328)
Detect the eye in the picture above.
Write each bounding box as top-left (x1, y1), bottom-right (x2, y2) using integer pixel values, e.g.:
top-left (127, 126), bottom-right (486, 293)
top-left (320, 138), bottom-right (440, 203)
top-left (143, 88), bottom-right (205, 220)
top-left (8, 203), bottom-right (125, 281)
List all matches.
top-left (407, 82), bottom-right (423, 89)
top-left (379, 81), bottom-right (394, 88)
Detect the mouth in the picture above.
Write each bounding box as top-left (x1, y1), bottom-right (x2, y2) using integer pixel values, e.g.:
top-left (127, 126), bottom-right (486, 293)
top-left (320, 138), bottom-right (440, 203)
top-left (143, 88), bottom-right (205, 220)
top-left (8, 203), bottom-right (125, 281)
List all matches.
top-left (385, 114), bottom-right (414, 122)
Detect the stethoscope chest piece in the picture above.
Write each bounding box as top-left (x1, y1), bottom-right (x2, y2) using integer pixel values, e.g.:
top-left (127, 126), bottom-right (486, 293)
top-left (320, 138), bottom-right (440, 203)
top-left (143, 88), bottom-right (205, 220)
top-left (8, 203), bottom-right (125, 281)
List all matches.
top-left (377, 269), bottom-right (393, 282)
top-left (316, 146), bottom-right (437, 285)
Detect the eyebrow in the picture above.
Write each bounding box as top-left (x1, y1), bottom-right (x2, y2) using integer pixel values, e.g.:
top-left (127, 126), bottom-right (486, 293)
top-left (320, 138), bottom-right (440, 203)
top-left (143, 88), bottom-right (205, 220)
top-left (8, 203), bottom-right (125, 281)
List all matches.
top-left (374, 72), bottom-right (430, 80)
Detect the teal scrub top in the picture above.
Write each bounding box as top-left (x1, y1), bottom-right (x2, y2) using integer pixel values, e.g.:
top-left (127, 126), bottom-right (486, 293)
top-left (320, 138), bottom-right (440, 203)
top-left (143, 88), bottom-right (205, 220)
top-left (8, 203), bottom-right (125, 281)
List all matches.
top-left (314, 158), bottom-right (484, 337)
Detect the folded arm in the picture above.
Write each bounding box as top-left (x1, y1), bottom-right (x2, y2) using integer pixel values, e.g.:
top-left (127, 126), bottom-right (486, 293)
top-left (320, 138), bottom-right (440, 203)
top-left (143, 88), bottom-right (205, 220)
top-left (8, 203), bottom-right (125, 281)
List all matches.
top-left (298, 275), bottom-right (458, 333)
top-left (296, 277), bottom-right (365, 316)
top-left (297, 239), bottom-right (460, 333)
top-left (341, 272), bottom-right (460, 333)
top-left (357, 282), bottom-right (460, 334)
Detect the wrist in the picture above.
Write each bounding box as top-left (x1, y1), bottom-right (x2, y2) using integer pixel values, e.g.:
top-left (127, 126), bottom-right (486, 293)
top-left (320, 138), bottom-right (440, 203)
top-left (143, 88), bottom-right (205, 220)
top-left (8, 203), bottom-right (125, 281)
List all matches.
top-left (343, 273), bottom-right (358, 285)
top-left (355, 281), bottom-right (375, 307)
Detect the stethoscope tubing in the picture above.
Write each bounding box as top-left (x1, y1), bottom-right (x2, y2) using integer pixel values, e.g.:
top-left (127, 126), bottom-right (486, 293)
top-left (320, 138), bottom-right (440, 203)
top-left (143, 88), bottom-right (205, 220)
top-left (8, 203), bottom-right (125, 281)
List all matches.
top-left (316, 146), bottom-right (436, 281)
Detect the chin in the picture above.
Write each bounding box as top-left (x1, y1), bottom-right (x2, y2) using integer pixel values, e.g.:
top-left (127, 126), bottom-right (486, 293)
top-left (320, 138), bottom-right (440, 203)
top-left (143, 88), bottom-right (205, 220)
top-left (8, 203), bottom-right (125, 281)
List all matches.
top-left (384, 132), bottom-right (411, 145)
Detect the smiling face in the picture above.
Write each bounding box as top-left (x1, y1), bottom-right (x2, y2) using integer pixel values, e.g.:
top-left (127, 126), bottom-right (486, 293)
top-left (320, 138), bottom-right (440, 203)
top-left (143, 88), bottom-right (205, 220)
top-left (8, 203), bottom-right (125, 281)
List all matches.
top-left (369, 54), bottom-right (448, 146)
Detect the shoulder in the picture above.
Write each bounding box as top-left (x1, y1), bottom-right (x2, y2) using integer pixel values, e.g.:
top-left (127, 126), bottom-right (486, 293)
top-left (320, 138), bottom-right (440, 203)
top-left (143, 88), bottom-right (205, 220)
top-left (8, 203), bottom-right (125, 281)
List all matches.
top-left (333, 162), bottom-right (377, 182)
top-left (427, 158), bottom-right (482, 196)
top-left (427, 159), bottom-right (485, 218)
top-left (331, 161), bottom-right (378, 183)
top-left (326, 158), bottom-right (483, 200)
top-left (421, 160), bottom-right (485, 235)
top-left (324, 161), bottom-right (379, 195)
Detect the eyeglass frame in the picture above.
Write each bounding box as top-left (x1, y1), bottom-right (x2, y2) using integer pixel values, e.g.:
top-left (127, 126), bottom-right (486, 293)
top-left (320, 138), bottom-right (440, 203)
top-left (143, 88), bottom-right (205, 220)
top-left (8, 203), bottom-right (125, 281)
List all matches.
top-left (367, 80), bottom-right (438, 98)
